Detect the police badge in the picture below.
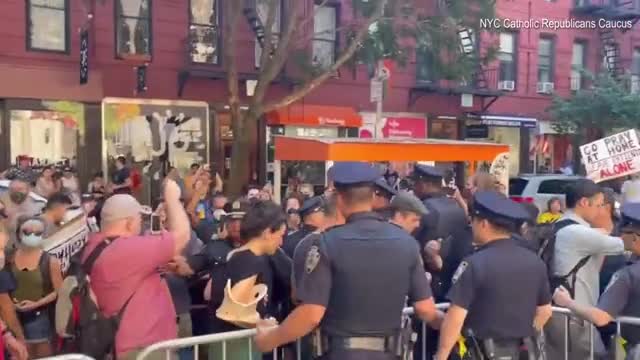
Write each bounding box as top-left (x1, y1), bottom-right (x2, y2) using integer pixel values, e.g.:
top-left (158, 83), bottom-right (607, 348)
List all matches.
top-left (305, 245), bottom-right (321, 273)
top-left (452, 261), bottom-right (468, 284)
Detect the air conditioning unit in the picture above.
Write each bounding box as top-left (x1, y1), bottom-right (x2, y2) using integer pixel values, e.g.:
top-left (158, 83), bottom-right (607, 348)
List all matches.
top-left (570, 78), bottom-right (581, 91)
top-left (498, 80), bottom-right (515, 91)
top-left (537, 82), bottom-right (555, 94)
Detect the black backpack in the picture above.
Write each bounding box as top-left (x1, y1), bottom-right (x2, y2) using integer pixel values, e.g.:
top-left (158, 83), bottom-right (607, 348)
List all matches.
top-left (536, 219), bottom-right (590, 296)
top-left (63, 237), bottom-right (136, 359)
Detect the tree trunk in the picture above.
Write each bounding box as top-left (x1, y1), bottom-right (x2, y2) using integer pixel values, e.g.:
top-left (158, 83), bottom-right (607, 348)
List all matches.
top-left (227, 111), bottom-right (254, 197)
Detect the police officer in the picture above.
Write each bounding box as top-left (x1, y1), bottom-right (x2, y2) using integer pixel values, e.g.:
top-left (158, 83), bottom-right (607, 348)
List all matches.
top-left (435, 191), bottom-right (553, 360)
top-left (553, 202), bottom-right (640, 359)
top-left (282, 196), bottom-right (327, 258)
top-left (256, 161), bottom-right (443, 360)
top-left (411, 165), bottom-right (471, 301)
top-left (373, 177), bottom-right (398, 220)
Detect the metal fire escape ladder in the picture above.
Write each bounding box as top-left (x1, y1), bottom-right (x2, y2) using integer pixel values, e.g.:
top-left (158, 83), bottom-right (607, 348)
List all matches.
top-left (599, 27), bottom-right (623, 79)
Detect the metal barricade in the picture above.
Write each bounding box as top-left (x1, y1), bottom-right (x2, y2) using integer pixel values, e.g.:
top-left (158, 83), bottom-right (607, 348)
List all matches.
top-left (135, 303), bottom-right (640, 360)
top-left (39, 355), bottom-right (96, 360)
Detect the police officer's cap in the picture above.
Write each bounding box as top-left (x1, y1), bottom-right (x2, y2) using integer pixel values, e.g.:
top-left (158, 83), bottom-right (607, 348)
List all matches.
top-left (621, 202), bottom-right (640, 228)
top-left (390, 191), bottom-right (428, 216)
top-left (331, 162), bottom-right (380, 186)
top-left (471, 191), bottom-right (530, 223)
top-left (299, 196), bottom-right (326, 218)
top-left (374, 178), bottom-right (397, 198)
top-left (411, 164), bottom-right (444, 180)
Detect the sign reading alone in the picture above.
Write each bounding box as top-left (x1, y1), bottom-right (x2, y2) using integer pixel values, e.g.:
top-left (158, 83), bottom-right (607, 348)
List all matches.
top-left (43, 210), bottom-right (90, 273)
top-left (580, 129), bottom-right (640, 183)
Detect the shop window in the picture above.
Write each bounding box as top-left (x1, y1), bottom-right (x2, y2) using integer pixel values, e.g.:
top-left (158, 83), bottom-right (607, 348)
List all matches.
top-left (27, 0), bottom-right (69, 52)
top-left (10, 110), bottom-right (77, 165)
top-left (430, 119), bottom-right (458, 140)
top-left (538, 36), bottom-right (555, 83)
top-left (631, 48), bottom-right (640, 94)
top-left (255, 0), bottom-right (281, 68)
top-left (312, 5), bottom-right (337, 68)
top-left (189, 0), bottom-right (219, 64)
top-left (498, 32), bottom-right (517, 83)
top-left (115, 0), bottom-right (152, 58)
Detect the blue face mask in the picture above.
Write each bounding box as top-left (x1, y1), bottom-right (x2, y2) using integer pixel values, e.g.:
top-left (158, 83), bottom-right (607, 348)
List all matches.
top-left (21, 234), bottom-right (44, 248)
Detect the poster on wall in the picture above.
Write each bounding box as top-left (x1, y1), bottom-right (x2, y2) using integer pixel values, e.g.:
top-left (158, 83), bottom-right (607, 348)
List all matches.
top-left (359, 113), bottom-right (427, 139)
top-left (102, 98), bottom-right (209, 204)
top-left (580, 129), bottom-right (640, 183)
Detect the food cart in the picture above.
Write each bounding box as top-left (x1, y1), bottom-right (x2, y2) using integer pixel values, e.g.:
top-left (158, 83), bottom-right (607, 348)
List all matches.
top-left (272, 136), bottom-right (510, 202)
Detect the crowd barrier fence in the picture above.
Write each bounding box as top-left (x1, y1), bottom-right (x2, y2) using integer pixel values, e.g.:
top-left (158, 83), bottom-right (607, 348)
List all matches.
top-left (134, 303), bottom-right (640, 360)
top-left (39, 355), bottom-right (96, 360)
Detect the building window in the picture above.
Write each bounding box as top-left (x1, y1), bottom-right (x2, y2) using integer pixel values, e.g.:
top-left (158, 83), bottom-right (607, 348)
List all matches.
top-left (27, 0), bottom-right (69, 52)
top-left (498, 32), bottom-right (517, 83)
top-left (189, 0), bottom-right (219, 64)
top-left (255, 0), bottom-right (281, 68)
top-left (571, 41), bottom-right (586, 90)
top-left (631, 48), bottom-right (640, 94)
top-left (115, 0), bottom-right (152, 58)
top-left (538, 37), bottom-right (555, 83)
top-left (416, 46), bottom-right (436, 83)
top-left (312, 5), bottom-right (337, 68)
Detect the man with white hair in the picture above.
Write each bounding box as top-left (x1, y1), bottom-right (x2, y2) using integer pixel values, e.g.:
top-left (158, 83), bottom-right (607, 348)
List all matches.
top-left (81, 180), bottom-right (190, 360)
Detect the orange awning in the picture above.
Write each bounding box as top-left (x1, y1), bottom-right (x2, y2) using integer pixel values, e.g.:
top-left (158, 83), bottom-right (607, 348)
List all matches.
top-left (266, 104), bottom-right (362, 127)
top-left (274, 136), bottom-right (509, 162)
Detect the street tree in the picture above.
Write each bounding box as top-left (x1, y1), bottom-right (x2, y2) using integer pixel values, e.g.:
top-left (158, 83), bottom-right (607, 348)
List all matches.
top-left (223, 0), bottom-right (497, 194)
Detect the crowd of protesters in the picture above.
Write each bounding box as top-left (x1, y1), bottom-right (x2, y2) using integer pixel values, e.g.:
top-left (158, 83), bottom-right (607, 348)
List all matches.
top-left (0, 154), bottom-right (637, 360)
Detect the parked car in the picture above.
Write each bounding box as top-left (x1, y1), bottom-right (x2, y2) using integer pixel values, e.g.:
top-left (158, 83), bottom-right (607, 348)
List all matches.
top-left (509, 174), bottom-right (582, 213)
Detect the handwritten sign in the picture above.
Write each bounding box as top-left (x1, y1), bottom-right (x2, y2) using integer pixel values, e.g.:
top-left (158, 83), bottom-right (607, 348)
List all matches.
top-left (490, 152), bottom-right (510, 195)
top-left (43, 213), bottom-right (89, 273)
top-left (580, 130), bottom-right (640, 183)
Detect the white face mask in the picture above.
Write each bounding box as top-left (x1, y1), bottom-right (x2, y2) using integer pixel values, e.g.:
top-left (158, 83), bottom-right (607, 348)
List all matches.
top-left (21, 234), bottom-right (44, 248)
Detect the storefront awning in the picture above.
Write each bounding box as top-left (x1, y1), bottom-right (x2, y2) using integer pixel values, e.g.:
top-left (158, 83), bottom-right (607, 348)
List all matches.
top-left (468, 114), bottom-right (537, 128)
top-left (274, 136), bottom-right (508, 162)
top-left (266, 104), bottom-right (362, 128)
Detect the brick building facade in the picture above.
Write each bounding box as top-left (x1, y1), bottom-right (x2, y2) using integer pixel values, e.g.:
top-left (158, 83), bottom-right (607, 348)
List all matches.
top-left (0, 0), bottom-right (638, 190)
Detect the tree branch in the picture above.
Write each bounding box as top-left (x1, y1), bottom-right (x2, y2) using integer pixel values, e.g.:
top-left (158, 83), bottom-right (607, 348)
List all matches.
top-left (224, 1), bottom-right (243, 114)
top-left (262, 0), bottom-right (387, 113)
top-left (250, 0), bottom-right (305, 107)
top-left (258, 0), bottom-right (279, 70)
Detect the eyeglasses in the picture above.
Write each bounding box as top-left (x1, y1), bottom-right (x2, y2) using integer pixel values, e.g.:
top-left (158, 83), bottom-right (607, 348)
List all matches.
top-left (22, 230), bottom-right (43, 237)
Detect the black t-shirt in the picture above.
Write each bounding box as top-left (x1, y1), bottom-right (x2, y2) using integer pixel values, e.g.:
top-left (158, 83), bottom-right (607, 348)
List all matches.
top-left (112, 167), bottom-right (131, 194)
top-left (211, 249), bottom-right (272, 332)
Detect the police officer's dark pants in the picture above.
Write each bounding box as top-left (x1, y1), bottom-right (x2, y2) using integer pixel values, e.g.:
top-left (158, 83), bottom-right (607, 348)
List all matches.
top-left (318, 349), bottom-right (399, 360)
top-left (544, 313), bottom-right (607, 360)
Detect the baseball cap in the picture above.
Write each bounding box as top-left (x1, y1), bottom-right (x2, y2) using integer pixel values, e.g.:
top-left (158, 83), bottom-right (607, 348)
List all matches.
top-left (226, 199), bottom-right (251, 220)
top-left (390, 191), bottom-right (429, 216)
top-left (100, 194), bottom-right (152, 224)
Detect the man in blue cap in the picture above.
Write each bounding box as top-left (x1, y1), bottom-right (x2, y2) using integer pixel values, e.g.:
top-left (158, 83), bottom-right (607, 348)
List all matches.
top-left (373, 177), bottom-right (398, 220)
top-left (281, 196), bottom-right (327, 258)
top-left (554, 202), bottom-right (640, 359)
top-left (256, 161), bottom-right (443, 360)
top-left (436, 191), bottom-right (552, 360)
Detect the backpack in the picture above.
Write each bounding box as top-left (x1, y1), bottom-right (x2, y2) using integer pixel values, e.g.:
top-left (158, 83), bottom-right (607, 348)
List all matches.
top-left (536, 218), bottom-right (590, 297)
top-left (57, 237), bottom-right (136, 359)
top-left (130, 168), bottom-right (142, 191)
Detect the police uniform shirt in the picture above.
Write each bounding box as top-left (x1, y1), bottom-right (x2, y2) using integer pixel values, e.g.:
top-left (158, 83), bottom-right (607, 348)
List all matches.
top-left (292, 231), bottom-right (322, 300)
top-left (296, 212), bottom-right (432, 337)
top-left (597, 261), bottom-right (640, 345)
top-left (282, 224), bottom-right (317, 258)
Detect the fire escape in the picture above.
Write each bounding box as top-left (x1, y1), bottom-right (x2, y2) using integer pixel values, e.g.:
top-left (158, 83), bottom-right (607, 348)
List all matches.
top-left (409, 0), bottom-right (502, 113)
top-left (573, 0), bottom-right (640, 80)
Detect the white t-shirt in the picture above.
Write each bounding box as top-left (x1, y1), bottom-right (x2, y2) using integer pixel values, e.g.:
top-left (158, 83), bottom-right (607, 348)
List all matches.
top-left (622, 178), bottom-right (640, 203)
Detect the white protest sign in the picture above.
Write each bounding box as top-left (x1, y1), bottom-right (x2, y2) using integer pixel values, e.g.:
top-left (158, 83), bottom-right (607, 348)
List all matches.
top-left (580, 130), bottom-right (640, 183)
top-left (490, 152), bottom-right (510, 195)
top-left (43, 212), bottom-right (89, 273)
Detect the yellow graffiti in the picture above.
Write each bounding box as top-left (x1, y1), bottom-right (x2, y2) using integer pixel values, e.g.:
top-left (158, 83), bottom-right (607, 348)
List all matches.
top-left (103, 103), bottom-right (141, 137)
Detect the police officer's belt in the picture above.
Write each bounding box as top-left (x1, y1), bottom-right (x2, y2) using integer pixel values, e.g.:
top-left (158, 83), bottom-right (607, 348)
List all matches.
top-left (322, 335), bottom-right (399, 352)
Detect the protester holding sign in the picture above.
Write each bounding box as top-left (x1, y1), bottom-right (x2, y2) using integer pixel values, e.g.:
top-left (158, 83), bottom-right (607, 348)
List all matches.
top-left (581, 130), bottom-right (640, 183)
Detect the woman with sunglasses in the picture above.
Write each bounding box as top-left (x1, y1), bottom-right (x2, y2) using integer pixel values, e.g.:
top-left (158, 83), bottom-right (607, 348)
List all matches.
top-left (9, 217), bottom-right (62, 358)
